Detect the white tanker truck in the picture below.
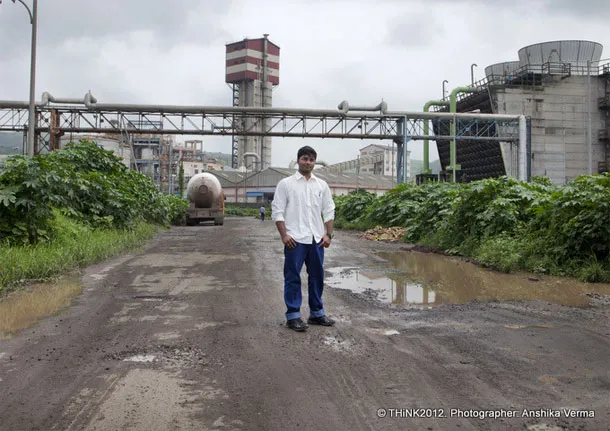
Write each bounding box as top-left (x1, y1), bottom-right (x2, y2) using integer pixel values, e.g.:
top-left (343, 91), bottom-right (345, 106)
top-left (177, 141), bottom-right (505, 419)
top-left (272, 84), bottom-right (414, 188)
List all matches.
top-left (185, 173), bottom-right (225, 226)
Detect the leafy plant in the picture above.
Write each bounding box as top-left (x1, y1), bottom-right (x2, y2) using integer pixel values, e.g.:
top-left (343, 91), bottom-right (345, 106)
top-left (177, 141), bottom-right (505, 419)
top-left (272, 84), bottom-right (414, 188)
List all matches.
top-left (334, 189), bottom-right (376, 224)
top-left (332, 174), bottom-right (610, 281)
top-left (0, 140), bottom-right (188, 245)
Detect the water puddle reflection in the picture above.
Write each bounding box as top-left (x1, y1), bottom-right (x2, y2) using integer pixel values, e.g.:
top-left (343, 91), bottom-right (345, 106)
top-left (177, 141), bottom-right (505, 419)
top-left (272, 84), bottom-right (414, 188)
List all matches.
top-left (0, 275), bottom-right (82, 338)
top-left (326, 251), bottom-right (610, 308)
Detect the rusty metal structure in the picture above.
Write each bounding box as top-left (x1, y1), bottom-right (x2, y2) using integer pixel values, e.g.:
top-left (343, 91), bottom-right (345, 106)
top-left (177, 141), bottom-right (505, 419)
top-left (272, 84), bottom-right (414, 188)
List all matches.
top-left (0, 93), bottom-right (525, 183)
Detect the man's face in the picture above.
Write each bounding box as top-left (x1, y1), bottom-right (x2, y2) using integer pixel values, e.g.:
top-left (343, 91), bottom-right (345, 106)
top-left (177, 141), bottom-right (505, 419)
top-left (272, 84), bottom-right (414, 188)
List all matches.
top-left (298, 153), bottom-right (316, 174)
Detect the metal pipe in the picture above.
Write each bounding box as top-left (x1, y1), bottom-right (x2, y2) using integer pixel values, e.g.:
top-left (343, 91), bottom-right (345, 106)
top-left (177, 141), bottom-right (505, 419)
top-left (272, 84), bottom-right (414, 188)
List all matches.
top-left (0, 100), bottom-right (44, 108)
top-left (169, 140), bottom-right (173, 194)
top-left (41, 92), bottom-right (84, 105)
top-left (423, 100), bottom-right (449, 173)
top-left (587, 60), bottom-right (592, 174)
top-left (403, 115), bottom-right (408, 183)
top-left (442, 80), bottom-right (448, 99)
top-left (243, 152), bottom-right (260, 171)
top-left (470, 63), bottom-right (477, 86)
top-left (337, 100), bottom-right (387, 113)
top-left (449, 86), bottom-right (479, 182)
top-left (4, 93), bottom-right (522, 121)
top-left (81, 93), bottom-right (520, 120)
top-left (519, 115), bottom-right (527, 181)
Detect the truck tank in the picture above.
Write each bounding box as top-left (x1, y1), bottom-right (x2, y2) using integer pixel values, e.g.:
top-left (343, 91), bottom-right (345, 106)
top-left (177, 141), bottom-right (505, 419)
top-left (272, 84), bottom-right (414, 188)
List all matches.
top-left (185, 173), bottom-right (225, 226)
top-left (186, 173), bottom-right (222, 208)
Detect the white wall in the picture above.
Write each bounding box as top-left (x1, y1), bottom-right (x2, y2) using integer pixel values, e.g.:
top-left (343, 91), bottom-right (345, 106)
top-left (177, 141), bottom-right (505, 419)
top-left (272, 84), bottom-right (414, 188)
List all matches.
top-left (494, 75), bottom-right (606, 184)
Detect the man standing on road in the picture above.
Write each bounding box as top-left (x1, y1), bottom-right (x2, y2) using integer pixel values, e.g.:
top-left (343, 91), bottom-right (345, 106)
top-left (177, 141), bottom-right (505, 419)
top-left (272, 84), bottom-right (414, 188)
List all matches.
top-left (272, 145), bottom-right (336, 332)
top-left (260, 205), bottom-right (266, 222)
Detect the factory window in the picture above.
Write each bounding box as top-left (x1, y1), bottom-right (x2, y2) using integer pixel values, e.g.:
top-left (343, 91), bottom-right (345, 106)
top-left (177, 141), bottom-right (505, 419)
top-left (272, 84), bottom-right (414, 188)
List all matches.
top-left (194, 169), bottom-right (199, 174)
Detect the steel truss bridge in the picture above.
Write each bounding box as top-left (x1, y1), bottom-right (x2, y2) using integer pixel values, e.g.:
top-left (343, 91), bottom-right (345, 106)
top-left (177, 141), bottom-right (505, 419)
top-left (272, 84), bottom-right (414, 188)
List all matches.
top-left (0, 93), bottom-right (527, 182)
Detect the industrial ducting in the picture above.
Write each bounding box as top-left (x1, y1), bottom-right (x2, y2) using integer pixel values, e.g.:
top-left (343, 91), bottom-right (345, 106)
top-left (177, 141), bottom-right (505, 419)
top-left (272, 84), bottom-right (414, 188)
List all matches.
top-left (518, 40), bottom-right (603, 71)
top-left (484, 61), bottom-right (521, 80)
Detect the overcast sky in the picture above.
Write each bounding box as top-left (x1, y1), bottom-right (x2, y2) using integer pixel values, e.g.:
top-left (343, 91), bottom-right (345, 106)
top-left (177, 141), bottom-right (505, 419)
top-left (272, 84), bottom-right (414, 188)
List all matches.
top-left (1, 0), bottom-right (609, 167)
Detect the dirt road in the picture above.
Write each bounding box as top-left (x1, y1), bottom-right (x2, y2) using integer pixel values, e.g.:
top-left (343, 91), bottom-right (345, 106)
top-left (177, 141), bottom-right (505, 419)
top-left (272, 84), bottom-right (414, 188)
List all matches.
top-left (0, 218), bottom-right (608, 430)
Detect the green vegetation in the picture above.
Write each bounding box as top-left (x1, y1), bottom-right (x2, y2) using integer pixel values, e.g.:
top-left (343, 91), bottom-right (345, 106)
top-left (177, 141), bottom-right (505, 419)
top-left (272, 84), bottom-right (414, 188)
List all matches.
top-left (225, 203), bottom-right (269, 218)
top-left (0, 214), bottom-right (160, 294)
top-left (0, 140), bottom-right (188, 293)
top-left (334, 175), bottom-right (610, 282)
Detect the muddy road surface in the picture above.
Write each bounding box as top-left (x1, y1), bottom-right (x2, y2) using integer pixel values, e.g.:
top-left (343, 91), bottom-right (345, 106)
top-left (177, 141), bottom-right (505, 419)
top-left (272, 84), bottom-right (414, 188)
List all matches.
top-left (1, 217), bottom-right (609, 430)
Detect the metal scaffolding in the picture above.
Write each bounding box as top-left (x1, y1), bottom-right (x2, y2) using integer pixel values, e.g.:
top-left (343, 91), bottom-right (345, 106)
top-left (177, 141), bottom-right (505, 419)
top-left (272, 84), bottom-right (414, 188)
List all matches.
top-left (0, 95), bottom-right (525, 182)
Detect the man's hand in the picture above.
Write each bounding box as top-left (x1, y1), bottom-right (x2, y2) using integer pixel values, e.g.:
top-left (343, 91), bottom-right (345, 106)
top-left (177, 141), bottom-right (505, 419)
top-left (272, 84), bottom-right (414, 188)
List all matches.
top-left (282, 234), bottom-right (297, 249)
top-left (320, 234), bottom-right (332, 248)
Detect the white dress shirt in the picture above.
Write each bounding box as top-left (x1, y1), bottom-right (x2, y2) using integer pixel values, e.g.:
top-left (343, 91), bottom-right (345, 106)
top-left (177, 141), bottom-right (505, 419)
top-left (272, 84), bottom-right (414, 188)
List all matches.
top-left (271, 171), bottom-right (335, 244)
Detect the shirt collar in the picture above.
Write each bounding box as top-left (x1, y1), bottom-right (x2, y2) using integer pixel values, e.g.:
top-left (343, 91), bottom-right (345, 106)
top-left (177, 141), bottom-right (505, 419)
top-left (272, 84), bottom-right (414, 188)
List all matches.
top-left (295, 171), bottom-right (317, 181)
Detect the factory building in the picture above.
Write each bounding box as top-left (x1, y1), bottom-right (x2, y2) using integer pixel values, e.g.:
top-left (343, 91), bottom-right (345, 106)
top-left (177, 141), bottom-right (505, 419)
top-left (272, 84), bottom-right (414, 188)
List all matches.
top-left (432, 40), bottom-right (610, 184)
top-left (358, 144), bottom-right (402, 177)
top-left (213, 167), bottom-right (395, 203)
top-left (315, 144), bottom-right (407, 179)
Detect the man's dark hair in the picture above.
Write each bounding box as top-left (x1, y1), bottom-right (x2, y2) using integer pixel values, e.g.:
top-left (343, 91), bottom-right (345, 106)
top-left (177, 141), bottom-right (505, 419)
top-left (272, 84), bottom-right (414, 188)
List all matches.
top-left (297, 146), bottom-right (317, 160)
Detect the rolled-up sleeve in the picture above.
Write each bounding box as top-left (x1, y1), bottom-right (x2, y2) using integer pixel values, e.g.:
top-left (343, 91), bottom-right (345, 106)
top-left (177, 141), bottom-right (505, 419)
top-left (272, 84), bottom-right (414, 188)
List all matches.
top-left (321, 182), bottom-right (335, 222)
top-left (271, 179), bottom-right (287, 222)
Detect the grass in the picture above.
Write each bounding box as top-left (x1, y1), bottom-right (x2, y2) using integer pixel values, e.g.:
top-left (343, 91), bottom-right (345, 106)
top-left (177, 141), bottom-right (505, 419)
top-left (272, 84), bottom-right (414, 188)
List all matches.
top-left (0, 214), bottom-right (161, 295)
top-left (224, 204), bottom-right (269, 218)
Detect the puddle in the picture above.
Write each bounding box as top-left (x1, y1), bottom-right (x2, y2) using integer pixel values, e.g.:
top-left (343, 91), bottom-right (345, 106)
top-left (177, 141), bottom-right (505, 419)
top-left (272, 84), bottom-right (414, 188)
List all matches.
top-left (326, 265), bottom-right (437, 309)
top-left (366, 328), bottom-right (400, 336)
top-left (124, 355), bottom-right (156, 363)
top-left (505, 324), bottom-right (554, 329)
top-left (0, 275), bottom-right (83, 338)
top-left (326, 251), bottom-right (610, 308)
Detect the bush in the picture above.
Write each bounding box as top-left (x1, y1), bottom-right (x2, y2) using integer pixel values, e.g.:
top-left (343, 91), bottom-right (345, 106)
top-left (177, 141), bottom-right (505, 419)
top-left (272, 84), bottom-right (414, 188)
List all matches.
top-left (0, 140), bottom-right (188, 245)
top-left (333, 174), bottom-right (610, 281)
top-left (334, 189), bottom-right (376, 224)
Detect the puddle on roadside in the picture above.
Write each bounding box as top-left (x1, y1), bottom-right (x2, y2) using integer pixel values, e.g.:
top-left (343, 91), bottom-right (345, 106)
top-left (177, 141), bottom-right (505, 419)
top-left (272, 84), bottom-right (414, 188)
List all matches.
top-left (326, 251), bottom-right (610, 308)
top-left (0, 275), bottom-right (83, 338)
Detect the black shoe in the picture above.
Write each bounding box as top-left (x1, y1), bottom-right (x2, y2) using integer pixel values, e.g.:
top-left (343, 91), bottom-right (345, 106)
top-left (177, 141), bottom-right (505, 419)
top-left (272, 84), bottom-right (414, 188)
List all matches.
top-left (286, 318), bottom-right (308, 332)
top-left (307, 315), bottom-right (335, 326)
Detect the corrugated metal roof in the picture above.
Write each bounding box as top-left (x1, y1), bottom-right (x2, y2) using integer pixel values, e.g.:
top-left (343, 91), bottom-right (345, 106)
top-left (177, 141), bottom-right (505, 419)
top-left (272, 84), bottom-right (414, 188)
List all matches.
top-left (359, 143), bottom-right (396, 152)
top-left (231, 167), bottom-right (394, 190)
top-left (206, 171), bottom-right (247, 186)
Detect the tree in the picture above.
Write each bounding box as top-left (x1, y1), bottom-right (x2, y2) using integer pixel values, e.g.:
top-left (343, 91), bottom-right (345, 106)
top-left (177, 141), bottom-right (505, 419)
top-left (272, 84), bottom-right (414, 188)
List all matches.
top-left (178, 161), bottom-right (184, 197)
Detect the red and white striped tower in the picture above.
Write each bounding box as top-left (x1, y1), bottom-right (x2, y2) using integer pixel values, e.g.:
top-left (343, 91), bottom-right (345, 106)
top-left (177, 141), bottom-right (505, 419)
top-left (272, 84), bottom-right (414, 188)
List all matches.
top-left (226, 34), bottom-right (280, 170)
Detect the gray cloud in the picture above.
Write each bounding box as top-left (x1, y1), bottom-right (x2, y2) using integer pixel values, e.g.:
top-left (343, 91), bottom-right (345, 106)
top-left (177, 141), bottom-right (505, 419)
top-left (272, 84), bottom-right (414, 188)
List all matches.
top-left (541, 0), bottom-right (610, 17)
top-left (0, 0), bottom-right (232, 59)
top-left (385, 10), bottom-right (444, 48)
top-left (1, 0), bottom-right (610, 166)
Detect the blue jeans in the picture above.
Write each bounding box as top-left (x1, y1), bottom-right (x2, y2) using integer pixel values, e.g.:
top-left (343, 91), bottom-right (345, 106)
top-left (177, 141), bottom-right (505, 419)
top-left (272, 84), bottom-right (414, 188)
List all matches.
top-left (284, 238), bottom-right (326, 320)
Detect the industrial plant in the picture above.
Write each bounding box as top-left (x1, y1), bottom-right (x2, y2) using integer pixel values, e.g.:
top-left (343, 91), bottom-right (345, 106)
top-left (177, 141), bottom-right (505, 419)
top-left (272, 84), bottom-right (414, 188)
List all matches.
top-left (225, 34), bottom-right (279, 171)
top-left (430, 40), bottom-right (609, 184)
top-left (2, 37), bottom-right (608, 197)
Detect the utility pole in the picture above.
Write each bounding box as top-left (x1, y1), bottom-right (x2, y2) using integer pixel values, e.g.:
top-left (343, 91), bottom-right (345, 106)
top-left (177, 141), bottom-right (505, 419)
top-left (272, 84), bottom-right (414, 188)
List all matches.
top-left (1, 0), bottom-right (38, 155)
top-left (587, 60), bottom-right (592, 174)
top-left (356, 154), bottom-right (360, 191)
top-left (27, 0), bottom-right (37, 155)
